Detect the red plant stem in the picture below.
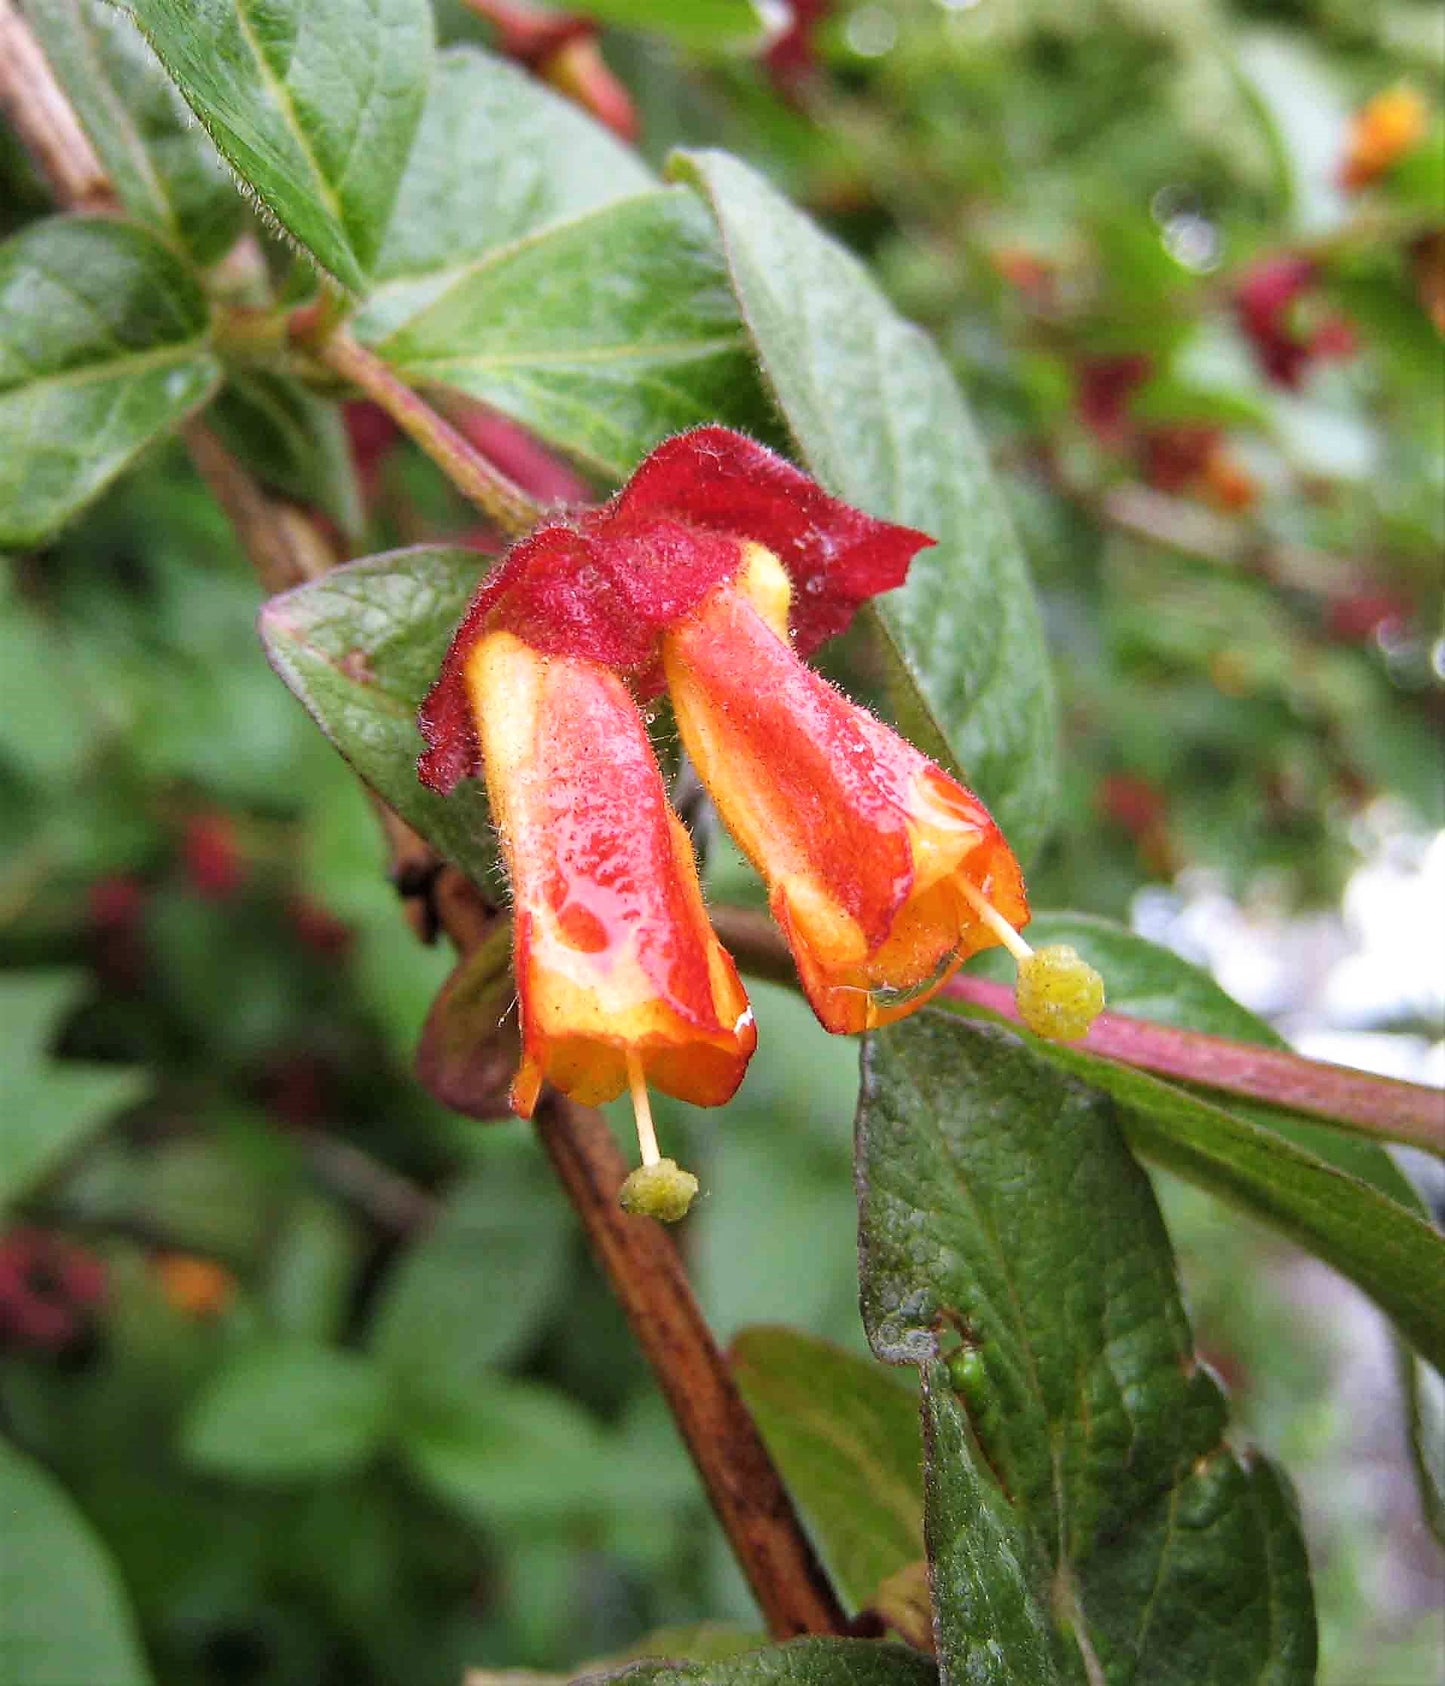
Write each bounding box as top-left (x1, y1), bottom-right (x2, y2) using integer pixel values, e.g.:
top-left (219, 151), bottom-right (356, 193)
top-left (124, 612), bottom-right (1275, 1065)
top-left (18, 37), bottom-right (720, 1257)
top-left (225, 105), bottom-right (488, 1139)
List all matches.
top-left (943, 974), bottom-right (1445, 1158)
top-left (708, 905), bottom-right (1445, 1159)
top-left (307, 326), bottom-right (542, 538)
top-left (534, 1094), bottom-right (848, 1637)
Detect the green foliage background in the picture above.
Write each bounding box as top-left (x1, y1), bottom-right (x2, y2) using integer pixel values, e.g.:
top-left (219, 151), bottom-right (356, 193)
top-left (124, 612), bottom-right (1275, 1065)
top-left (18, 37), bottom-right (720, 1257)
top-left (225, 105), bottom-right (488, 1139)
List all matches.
top-left (1, 0), bottom-right (1441, 1682)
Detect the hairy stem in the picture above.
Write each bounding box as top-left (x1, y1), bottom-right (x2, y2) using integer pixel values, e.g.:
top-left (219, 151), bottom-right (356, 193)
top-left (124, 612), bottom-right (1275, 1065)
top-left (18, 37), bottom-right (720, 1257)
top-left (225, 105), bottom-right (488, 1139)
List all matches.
top-left (303, 325), bottom-right (543, 539)
top-left (3, 11), bottom-right (846, 1635)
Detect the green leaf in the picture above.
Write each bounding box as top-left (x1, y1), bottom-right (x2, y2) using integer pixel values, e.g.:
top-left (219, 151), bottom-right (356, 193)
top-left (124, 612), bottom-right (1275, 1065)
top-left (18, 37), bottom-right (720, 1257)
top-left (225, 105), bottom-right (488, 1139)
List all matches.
top-left (0, 1438), bottom-right (153, 1686)
top-left (973, 911), bottom-right (1428, 1205)
top-left (120, 0), bottom-right (433, 291)
top-left (961, 915), bottom-right (1445, 1368)
top-left (370, 1150), bottom-right (572, 1408)
top-left (25, 0), bottom-right (245, 262)
top-left (0, 217), bottom-right (219, 547)
top-left (561, 0), bottom-right (767, 50)
top-left (363, 44), bottom-right (655, 336)
top-left (400, 1376), bottom-right (614, 1529)
top-left (0, 971), bottom-right (148, 1210)
top-left (258, 545), bottom-right (500, 885)
top-left (730, 1326), bottom-right (923, 1611)
top-left (675, 149), bottom-right (1057, 863)
top-left (359, 188), bottom-right (776, 482)
top-left (857, 1015), bottom-right (1316, 1684)
top-left (181, 1341), bottom-right (390, 1481)
top-left (578, 1638), bottom-right (939, 1684)
top-left (208, 369), bottom-right (363, 540)
top-left (918, 1364), bottom-right (1065, 1685)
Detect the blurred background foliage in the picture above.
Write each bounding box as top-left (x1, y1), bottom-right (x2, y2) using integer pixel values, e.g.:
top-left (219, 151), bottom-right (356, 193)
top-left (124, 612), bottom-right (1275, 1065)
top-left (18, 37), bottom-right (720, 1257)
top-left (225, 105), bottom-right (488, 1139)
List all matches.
top-left (1, 0), bottom-right (1441, 1681)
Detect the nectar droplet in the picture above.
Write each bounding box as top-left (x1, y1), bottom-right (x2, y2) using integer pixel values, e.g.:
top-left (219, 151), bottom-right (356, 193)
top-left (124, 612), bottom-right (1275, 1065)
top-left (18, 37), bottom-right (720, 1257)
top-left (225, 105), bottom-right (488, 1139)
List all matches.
top-left (1015, 944), bottom-right (1105, 1041)
top-left (619, 1157), bottom-right (700, 1223)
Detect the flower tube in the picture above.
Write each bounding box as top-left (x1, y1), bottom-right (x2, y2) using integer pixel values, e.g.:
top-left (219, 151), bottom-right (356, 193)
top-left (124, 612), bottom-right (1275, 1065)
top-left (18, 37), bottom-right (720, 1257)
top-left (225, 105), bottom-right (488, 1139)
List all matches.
top-left (663, 546), bottom-right (1030, 1034)
top-left (467, 629), bottom-right (756, 1120)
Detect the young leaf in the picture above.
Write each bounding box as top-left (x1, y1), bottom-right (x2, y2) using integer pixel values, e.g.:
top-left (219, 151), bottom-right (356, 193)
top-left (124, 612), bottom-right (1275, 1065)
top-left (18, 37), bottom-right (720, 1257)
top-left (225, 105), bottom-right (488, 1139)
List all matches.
top-left (731, 1326), bottom-right (923, 1612)
top-left (674, 149), bottom-right (1058, 863)
top-left (258, 546), bottom-right (501, 887)
top-left (0, 217), bottom-right (219, 547)
top-left (181, 1340), bottom-right (390, 1480)
top-left (0, 1439), bottom-right (153, 1686)
top-left (857, 1015), bottom-right (1317, 1685)
top-left (119, 0), bottom-right (433, 291)
top-left (359, 188), bottom-right (777, 482)
top-left (0, 971), bottom-right (148, 1210)
top-left (25, 0), bottom-right (245, 262)
top-left (363, 44), bottom-right (655, 337)
top-left (576, 1638), bottom-right (939, 1685)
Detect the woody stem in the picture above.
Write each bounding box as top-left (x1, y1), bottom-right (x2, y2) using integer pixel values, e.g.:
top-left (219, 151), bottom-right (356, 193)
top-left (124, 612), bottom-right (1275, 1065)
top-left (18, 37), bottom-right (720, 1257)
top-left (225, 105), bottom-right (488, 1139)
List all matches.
top-left (3, 8), bottom-right (847, 1637)
top-left (302, 324), bottom-right (544, 539)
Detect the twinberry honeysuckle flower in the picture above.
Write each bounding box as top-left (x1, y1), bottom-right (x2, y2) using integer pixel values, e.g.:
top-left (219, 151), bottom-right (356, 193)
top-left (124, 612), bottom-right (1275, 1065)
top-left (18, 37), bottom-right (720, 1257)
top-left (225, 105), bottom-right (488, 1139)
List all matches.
top-left (464, 628), bottom-right (755, 1122)
top-left (662, 545), bottom-right (1031, 1033)
top-left (419, 428), bottom-right (1104, 1210)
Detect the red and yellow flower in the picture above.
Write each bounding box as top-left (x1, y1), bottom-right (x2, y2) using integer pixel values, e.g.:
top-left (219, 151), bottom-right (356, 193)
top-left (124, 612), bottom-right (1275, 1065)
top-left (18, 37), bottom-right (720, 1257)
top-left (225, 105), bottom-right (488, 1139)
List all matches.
top-left (1339, 85), bottom-right (1429, 192)
top-left (419, 427), bottom-right (1102, 1215)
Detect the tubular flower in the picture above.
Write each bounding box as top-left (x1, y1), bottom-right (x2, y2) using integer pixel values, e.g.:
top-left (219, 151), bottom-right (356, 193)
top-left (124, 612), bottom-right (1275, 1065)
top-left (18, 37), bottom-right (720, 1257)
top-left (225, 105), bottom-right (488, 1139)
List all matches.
top-left (663, 546), bottom-right (1029, 1033)
top-left (465, 628), bottom-right (755, 1121)
top-left (419, 427), bottom-right (1104, 1206)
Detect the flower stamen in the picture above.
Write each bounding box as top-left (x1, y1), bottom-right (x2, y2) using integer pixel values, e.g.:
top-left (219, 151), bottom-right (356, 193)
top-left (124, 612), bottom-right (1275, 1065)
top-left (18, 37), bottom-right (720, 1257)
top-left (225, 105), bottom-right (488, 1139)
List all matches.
top-left (956, 879), bottom-right (1106, 1043)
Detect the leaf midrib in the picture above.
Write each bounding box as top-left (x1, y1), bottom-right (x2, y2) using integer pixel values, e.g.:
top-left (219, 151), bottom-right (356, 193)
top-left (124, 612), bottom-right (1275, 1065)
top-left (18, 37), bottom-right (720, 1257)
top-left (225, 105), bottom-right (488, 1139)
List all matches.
top-left (0, 337), bottom-right (213, 402)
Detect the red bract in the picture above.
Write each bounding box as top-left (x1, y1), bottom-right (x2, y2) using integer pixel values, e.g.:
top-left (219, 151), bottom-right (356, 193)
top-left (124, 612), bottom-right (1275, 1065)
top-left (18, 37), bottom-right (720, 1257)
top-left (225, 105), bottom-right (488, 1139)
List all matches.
top-left (418, 427), bottom-right (932, 793)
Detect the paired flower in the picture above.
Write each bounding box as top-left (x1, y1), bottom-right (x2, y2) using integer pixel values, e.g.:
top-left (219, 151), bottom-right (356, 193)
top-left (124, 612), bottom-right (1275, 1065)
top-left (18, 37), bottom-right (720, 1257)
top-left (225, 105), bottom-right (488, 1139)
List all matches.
top-left (419, 428), bottom-right (1102, 1214)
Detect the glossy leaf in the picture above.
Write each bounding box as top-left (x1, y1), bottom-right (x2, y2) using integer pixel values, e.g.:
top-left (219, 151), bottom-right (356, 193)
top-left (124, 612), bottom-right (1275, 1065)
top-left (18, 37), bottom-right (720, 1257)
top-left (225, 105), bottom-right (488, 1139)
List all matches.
top-left (675, 149), bottom-right (1057, 862)
top-left (26, 0), bottom-right (245, 262)
top-left (960, 915), bottom-right (1445, 1368)
top-left (258, 546), bottom-right (501, 886)
top-left (0, 217), bottom-right (219, 547)
top-left (181, 1341), bottom-right (390, 1480)
top-left (360, 188), bottom-right (776, 482)
top-left (120, 0), bottom-right (432, 290)
top-left (362, 44), bottom-right (654, 338)
top-left (857, 1015), bottom-right (1316, 1684)
top-left (579, 1638), bottom-right (939, 1685)
top-left (0, 971), bottom-right (148, 1210)
top-left (731, 1325), bottom-right (923, 1611)
top-left (0, 1438), bottom-right (153, 1686)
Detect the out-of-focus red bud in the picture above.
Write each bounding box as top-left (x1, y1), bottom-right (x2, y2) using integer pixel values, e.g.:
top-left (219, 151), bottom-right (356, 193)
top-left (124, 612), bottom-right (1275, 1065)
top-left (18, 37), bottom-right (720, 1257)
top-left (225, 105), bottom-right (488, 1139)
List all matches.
top-left (541, 35), bottom-right (639, 142)
top-left (444, 401), bottom-right (592, 506)
top-left (88, 874), bottom-right (146, 932)
top-left (181, 814), bottom-right (245, 900)
top-left (1075, 354), bottom-right (1152, 447)
top-left (1098, 773), bottom-right (1167, 839)
top-left (1234, 256), bottom-right (1356, 389)
top-left (0, 1229), bottom-right (107, 1352)
top-left (990, 246), bottom-right (1056, 308)
top-left (1138, 426), bottom-right (1220, 494)
top-left (1411, 232), bottom-right (1445, 335)
top-left (764, 0), bottom-right (829, 102)
top-left (1324, 590), bottom-right (1413, 644)
top-left (345, 401), bottom-right (400, 499)
top-left (286, 895), bottom-right (354, 959)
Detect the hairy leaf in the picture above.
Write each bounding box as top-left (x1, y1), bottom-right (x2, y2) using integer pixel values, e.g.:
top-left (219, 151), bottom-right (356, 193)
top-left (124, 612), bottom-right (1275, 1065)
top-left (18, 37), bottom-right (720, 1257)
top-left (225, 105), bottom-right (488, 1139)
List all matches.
top-left (577, 1638), bottom-right (939, 1685)
top-left (26, 0), bottom-right (244, 261)
top-left (361, 188), bottom-right (777, 482)
top-left (676, 149), bottom-right (1057, 862)
top-left (731, 1326), bottom-right (923, 1612)
top-left (121, 0), bottom-right (432, 290)
top-left (0, 217), bottom-right (218, 546)
top-left (0, 971), bottom-right (148, 1210)
top-left (363, 44), bottom-right (654, 337)
top-left (258, 546), bottom-right (501, 887)
top-left (0, 1439), bottom-right (153, 1685)
top-left (858, 1015), bottom-right (1316, 1684)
